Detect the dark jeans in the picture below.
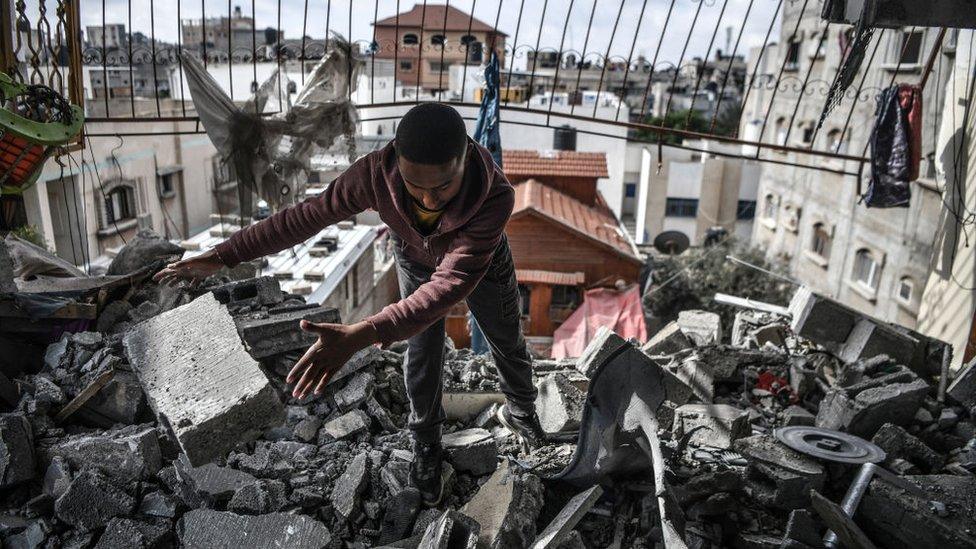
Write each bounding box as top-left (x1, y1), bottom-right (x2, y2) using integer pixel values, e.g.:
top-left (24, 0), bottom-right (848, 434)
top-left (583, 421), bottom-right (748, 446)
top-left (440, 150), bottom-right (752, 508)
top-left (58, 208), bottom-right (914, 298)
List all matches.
top-left (393, 234), bottom-right (537, 443)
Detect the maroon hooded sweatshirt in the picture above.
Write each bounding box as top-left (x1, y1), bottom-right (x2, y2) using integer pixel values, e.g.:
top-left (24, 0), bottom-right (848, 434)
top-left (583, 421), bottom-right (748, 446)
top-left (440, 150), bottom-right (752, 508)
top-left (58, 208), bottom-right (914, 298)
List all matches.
top-left (213, 139), bottom-right (514, 347)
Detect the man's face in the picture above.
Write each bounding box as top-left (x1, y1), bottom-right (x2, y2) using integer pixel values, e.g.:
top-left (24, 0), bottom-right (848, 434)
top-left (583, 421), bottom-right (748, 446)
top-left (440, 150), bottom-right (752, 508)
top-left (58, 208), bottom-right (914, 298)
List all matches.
top-left (397, 146), bottom-right (467, 211)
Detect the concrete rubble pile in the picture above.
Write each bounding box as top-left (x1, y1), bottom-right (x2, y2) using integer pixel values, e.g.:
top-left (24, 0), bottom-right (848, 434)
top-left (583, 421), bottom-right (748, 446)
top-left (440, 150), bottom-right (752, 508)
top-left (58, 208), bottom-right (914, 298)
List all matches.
top-left (1, 231), bottom-right (975, 548)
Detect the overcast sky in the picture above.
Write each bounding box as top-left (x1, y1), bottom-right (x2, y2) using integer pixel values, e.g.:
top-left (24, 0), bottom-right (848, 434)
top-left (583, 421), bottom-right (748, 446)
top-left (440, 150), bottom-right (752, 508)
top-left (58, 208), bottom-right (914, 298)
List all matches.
top-left (65, 0), bottom-right (784, 69)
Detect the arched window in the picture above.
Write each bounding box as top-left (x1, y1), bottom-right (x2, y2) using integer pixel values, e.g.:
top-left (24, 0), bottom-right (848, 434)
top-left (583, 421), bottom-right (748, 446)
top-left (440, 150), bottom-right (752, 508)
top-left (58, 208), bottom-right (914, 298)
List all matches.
top-left (460, 35), bottom-right (477, 46)
top-left (897, 277), bottom-right (915, 303)
top-left (763, 193), bottom-right (778, 220)
top-left (827, 129), bottom-right (847, 153)
top-left (853, 249), bottom-right (881, 290)
top-left (775, 117), bottom-right (788, 146)
top-left (402, 33), bottom-right (419, 45)
top-left (811, 223), bottom-right (831, 258)
top-left (430, 34), bottom-right (446, 47)
top-left (102, 183), bottom-right (136, 227)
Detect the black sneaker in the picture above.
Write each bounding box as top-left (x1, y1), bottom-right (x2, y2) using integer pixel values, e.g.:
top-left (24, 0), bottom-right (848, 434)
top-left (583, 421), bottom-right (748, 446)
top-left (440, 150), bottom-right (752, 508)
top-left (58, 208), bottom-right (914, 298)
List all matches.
top-left (409, 439), bottom-right (445, 507)
top-left (497, 404), bottom-right (547, 453)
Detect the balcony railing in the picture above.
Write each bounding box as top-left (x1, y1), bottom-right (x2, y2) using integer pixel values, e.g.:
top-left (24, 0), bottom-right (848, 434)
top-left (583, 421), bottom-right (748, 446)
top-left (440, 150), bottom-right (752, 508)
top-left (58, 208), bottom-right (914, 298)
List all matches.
top-left (0, 0), bottom-right (953, 173)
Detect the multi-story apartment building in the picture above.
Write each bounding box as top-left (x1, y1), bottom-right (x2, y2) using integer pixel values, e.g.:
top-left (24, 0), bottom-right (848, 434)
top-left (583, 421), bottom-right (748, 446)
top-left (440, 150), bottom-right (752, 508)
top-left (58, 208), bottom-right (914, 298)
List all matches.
top-left (372, 4), bottom-right (506, 94)
top-left (744, 3), bottom-right (954, 328)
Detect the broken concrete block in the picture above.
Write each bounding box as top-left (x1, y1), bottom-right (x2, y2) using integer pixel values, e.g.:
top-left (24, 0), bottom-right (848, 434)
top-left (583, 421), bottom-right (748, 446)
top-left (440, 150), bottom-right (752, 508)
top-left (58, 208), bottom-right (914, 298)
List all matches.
top-left (228, 479), bottom-right (288, 515)
top-left (80, 371), bottom-right (146, 426)
top-left (871, 423), bottom-right (944, 473)
top-left (123, 294), bottom-right (285, 466)
top-left (42, 457), bottom-right (72, 499)
top-left (789, 286), bottom-right (859, 347)
top-left (575, 327), bottom-right (628, 378)
top-left (179, 509), bottom-right (332, 548)
top-left (783, 509), bottom-right (823, 548)
top-left (672, 404), bottom-right (751, 449)
top-left (461, 460), bottom-right (544, 549)
top-left (672, 354), bottom-right (715, 403)
top-left (418, 509), bottom-right (480, 549)
top-left (733, 435), bottom-right (825, 511)
top-left (42, 425), bottom-right (161, 484)
top-left (3, 519), bottom-right (47, 549)
top-left (211, 276), bottom-right (282, 307)
top-left (108, 229), bottom-right (183, 275)
top-left (677, 310), bottom-right (722, 346)
top-left (293, 416), bottom-right (322, 443)
top-left (377, 488), bottom-right (423, 545)
top-left (326, 346), bottom-right (382, 388)
top-left (322, 409), bottom-right (370, 440)
top-left (95, 517), bottom-right (171, 549)
top-left (236, 305), bottom-right (340, 359)
top-left (43, 335), bottom-right (70, 370)
top-left (366, 396), bottom-right (398, 433)
top-left (816, 378), bottom-right (929, 438)
top-left (442, 428), bottom-right (498, 476)
top-left (174, 454), bottom-right (258, 507)
top-left (641, 322), bottom-right (693, 356)
top-left (380, 460), bottom-right (410, 495)
top-left (783, 405), bottom-right (816, 426)
top-left (535, 373), bottom-right (585, 434)
top-left (331, 452), bottom-right (368, 519)
top-left (839, 319), bottom-right (918, 366)
top-left (0, 413), bottom-right (34, 488)
top-left (672, 470), bottom-right (744, 505)
top-left (530, 485), bottom-right (602, 549)
top-left (138, 491), bottom-right (178, 518)
top-left (334, 371), bottom-right (375, 411)
top-left (54, 470), bottom-right (136, 530)
top-left (946, 358), bottom-right (976, 410)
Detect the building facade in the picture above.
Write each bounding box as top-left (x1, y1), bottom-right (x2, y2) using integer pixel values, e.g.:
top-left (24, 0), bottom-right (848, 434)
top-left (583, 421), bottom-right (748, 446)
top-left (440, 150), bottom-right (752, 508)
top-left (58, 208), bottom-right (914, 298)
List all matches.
top-left (744, 3), bottom-right (952, 328)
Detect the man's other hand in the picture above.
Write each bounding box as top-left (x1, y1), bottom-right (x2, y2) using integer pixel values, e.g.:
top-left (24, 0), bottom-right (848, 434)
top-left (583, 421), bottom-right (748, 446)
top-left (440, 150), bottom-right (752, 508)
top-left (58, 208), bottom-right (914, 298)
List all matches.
top-left (152, 248), bottom-right (225, 287)
top-left (288, 320), bottom-right (380, 399)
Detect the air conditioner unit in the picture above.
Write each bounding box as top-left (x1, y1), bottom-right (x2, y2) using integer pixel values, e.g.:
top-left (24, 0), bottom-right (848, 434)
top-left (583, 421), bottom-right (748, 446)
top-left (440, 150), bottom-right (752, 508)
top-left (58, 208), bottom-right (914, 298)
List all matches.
top-left (822, 0), bottom-right (976, 29)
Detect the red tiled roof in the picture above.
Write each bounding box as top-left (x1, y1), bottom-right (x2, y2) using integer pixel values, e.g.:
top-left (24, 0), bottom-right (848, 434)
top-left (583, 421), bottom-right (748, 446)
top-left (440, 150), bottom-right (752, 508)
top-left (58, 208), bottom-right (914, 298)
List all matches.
top-left (516, 269), bottom-right (585, 286)
top-left (374, 4), bottom-right (506, 35)
top-left (502, 150), bottom-right (610, 179)
top-left (512, 180), bottom-right (638, 260)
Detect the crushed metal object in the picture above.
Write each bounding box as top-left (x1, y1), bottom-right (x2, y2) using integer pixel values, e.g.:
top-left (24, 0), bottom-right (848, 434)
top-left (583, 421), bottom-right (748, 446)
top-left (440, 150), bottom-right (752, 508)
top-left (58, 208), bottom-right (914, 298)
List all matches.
top-left (774, 426), bottom-right (887, 464)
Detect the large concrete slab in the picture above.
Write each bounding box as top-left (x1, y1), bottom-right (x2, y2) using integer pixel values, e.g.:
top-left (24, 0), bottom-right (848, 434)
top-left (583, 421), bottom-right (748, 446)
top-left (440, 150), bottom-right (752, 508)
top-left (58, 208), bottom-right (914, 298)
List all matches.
top-left (179, 509), bottom-right (332, 548)
top-left (123, 294), bottom-right (284, 466)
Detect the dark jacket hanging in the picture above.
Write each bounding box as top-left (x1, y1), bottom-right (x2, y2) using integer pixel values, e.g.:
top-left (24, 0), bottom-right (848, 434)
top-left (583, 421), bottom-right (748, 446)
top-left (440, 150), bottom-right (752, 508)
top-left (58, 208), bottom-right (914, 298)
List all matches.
top-left (864, 84), bottom-right (922, 208)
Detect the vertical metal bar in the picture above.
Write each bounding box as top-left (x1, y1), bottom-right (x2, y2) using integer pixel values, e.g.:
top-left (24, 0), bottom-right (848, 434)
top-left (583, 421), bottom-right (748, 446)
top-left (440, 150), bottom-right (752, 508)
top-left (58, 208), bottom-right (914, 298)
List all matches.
top-left (919, 28), bottom-right (948, 90)
top-left (525, 0), bottom-right (549, 105)
top-left (177, 0), bottom-right (187, 116)
top-left (392, 0), bottom-right (399, 104)
top-left (663, 0), bottom-right (705, 119)
top-left (591, 0), bottom-right (626, 119)
top-left (503, 0), bottom-right (525, 106)
top-left (755, 0), bottom-right (812, 150)
top-left (460, 0), bottom-right (478, 103)
top-left (569, 0), bottom-right (597, 117)
top-left (710, 0), bottom-right (754, 132)
top-left (0, 0), bottom-right (14, 76)
top-left (201, 0), bottom-right (208, 68)
top-left (65, 0), bottom-right (84, 128)
top-left (436, 0), bottom-right (449, 94)
top-left (347, 0), bottom-right (351, 101)
top-left (783, 23), bottom-right (831, 145)
top-left (251, 0), bottom-right (257, 112)
top-left (275, 0), bottom-right (282, 109)
top-left (415, 0), bottom-right (427, 101)
top-left (685, 0), bottom-right (730, 125)
top-left (370, 0), bottom-right (378, 104)
top-left (101, 0), bottom-right (109, 114)
top-left (128, 0), bottom-right (135, 116)
top-left (325, 0), bottom-right (331, 55)
top-left (150, 0), bottom-right (161, 116)
top-left (547, 0), bottom-right (577, 125)
top-left (637, 0), bottom-right (676, 122)
top-left (301, 0), bottom-right (309, 84)
top-left (733, 0), bottom-right (782, 137)
top-left (614, 0), bottom-right (649, 122)
top-left (227, 0), bottom-right (234, 100)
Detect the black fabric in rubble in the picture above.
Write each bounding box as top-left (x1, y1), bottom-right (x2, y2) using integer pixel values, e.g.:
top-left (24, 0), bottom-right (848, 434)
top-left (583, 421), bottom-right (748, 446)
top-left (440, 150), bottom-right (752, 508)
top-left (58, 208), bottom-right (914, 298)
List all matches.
top-left (865, 85), bottom-right (913, 208)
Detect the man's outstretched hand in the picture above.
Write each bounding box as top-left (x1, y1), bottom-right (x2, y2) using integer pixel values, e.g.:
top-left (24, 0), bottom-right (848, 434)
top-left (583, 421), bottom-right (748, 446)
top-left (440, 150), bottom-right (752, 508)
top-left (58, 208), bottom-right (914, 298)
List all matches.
top-left (152, 248), bottom-right (225, 287)
top-left (288, 320), bottom-right (380, 399)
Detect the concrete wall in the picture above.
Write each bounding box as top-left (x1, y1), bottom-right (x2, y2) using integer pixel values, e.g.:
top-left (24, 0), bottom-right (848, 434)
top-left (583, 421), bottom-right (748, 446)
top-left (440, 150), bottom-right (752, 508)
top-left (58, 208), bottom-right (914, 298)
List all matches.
top-left (745, 5), bottom-right (952, 329)
top-left (918, 31), bottom-right (976, 370)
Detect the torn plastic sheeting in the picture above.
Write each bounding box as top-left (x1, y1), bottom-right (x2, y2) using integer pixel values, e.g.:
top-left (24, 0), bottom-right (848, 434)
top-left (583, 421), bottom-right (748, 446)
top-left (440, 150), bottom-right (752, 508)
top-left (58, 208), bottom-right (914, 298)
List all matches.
top-left (179, 37), bottom-right (361, 213)
top-left (551, 285), bottom-right (647, 359)
top-left (3, 234), bottom-right (86, 280)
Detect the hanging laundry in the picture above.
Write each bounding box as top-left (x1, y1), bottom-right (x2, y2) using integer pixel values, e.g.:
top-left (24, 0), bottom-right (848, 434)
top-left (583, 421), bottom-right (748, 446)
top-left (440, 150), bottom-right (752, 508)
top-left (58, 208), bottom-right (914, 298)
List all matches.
top-left (864, 84), bottom-right (922, 208)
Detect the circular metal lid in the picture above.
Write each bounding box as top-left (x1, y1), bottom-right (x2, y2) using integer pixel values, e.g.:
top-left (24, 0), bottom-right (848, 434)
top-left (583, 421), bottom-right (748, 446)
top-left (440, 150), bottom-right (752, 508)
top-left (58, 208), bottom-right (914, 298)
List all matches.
top-left (773, 426), bottom-right (887, 464)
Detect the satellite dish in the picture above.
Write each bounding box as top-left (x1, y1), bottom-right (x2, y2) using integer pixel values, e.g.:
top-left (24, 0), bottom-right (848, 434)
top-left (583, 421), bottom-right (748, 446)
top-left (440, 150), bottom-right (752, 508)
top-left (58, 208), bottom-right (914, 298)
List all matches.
top-left (653, 231), bottom-right (690, 255)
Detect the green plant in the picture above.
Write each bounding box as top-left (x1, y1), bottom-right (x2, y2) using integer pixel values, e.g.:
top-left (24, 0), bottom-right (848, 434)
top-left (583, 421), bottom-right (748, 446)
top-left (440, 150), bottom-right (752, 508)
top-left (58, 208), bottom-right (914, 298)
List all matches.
top-left (9, 224), bottom-right (48, 251)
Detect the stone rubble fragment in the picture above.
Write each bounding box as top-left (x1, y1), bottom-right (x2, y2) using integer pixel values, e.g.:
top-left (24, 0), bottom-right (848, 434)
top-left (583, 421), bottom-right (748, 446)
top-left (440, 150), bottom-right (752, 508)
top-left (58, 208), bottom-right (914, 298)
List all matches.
top-left (322, 409), bottom-right (371, 440)
top-left (947, 358), bottom-right (976, 410)
top-left (54, 470), bottom-right (136, 530)
top-left (418, 509), bottom-right (480, 549)
top-left (641, 321), bottom-right (693, 356)
top-left (672, 404), bottom-right (751, 449)
top-left (41, 425), bottom-right (161, 484)
top-left (534, 373), bottom-right (585, 434)
top-left (816, 376), bottom-right (929, 438)
top-left (331, 451), bottom-right (369, 519)
top-left (461, 460), bottom-right (544, 549)
top-left (334, 371), bottom-right (376, 411)
top-left (123, 294), bottom-right (285, 466)
top-left (677, 310), bottom-right (723, 346)
top-left (178, 509), bottom-right (332, 548)
top-left (442, 428), bottom-right (498, 476)
top-left (575, 326), bottom-right (628, 378)
top-left (236, 305), bottom-right (340, 359)
top-left (530, 485), bottom-right (603, 549)
top-left (0, 413), bottom-right (34, 488)
top-left (173, 455), bottom-right (258, 507)
top-left (733, 435), bottom-right (825, 511)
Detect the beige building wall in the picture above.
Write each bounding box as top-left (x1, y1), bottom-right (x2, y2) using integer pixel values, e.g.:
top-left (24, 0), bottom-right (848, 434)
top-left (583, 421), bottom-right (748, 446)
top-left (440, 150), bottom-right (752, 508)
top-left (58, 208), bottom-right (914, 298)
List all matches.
top-left (745, 3), bottom-right (953, 329)
top-left (918, 31), bottom-right (976, 370)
